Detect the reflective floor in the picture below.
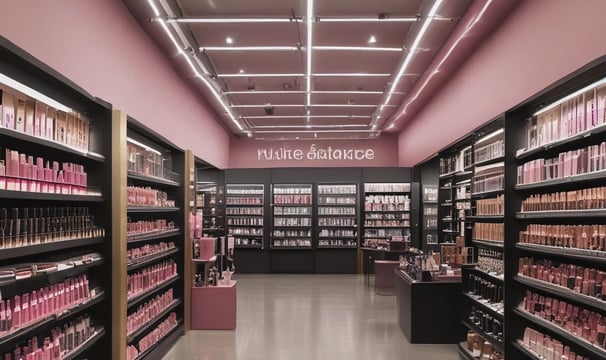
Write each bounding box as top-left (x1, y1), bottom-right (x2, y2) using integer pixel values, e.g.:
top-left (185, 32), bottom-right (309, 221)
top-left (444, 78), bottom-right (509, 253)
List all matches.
top-left (162, 274), bottom-right (458, 360)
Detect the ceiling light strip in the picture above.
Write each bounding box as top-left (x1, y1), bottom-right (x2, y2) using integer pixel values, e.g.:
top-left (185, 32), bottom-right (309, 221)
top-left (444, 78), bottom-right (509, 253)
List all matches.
top-left (168, 17), bottom-right (297, 23)
top-left (201, 46), bottom-right (299, 52)
top-left (253, 125), bottom-right (367, 129)
top-left (306, 0), bottom-right (314, 109)
top-left (0, 73), bottom-right (72, 113)
top-left (373, 0), bottom-right (443, 128)
top-left (218, 73), bottom-right (304, 78)
top-left (314, 73), bottom-right (391, 77)
top-left (317, 16), bottom-right (418, 23)
top-left (312, 104), bottom-right (394, 108)
top-left (254, 130), bottom-right (378, 134)
top-left (231, 104), bottom-right (304, 108)
top-left (313, 46), bottom-right (402, 52)
top-left (312, 90), bottom-right (383, 95)
top-left (225, 91), bottom-right (306, 95)
top-left (242, 115), bottom-right (371, 119)
top-left (148, 0), bottom-right (245, 133)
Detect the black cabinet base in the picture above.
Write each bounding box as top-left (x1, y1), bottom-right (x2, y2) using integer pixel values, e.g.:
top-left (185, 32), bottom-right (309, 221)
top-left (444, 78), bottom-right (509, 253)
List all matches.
top-left (234, 248), bottom-right (270, 273)
top-left (395, 269), bottom-right (462, 344)
top-left (270, 250), bottom-right (314, 273)
top-left (314, 249), bottom-right (357, 273)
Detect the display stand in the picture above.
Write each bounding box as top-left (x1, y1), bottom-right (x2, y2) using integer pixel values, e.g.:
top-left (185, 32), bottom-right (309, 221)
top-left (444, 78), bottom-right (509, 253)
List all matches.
top-left (394, 269), bottom-right (461, 344)
top-left (191, 281), bottom-right (237, 330)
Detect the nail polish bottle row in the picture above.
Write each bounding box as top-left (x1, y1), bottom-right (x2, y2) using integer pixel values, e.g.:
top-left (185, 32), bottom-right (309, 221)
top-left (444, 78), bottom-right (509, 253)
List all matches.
top-left (226, 207), bottom-right (262, 215)
top-left (519, 224), bottom-right (606, 251)
top-left (468, 306), bottom-right (503, 342)
top-left (477, 248), bottom-right (504, 276)
top-left (0, 207), bottom-right (104, 250)
top-left (475, 195), bottom-right (504, 216)
top-left (0, 315), bottom-right (95, 360)
top-left (521, 186), bottom-right (606, 212)
top-left (126, 260), bottom-right (177, 300)
top-left (126, 312), bottom-right (178, 360)
top-left (0, 274), bottom-right (91, 335)
top-left (127, 242), bottom-right (175, 264)
top-left (126, 219), bottom-right (176, 241)
top-left (126, 288), bottom-right (174, 336)
top-left (522, 327), bottom-right (590, 360)
top-left (522, 289), bottom-right (606, 349)
top-left (473, 223), bottom-right (504, 242)
top-left (466, 331), bottom-right (504, 360)
top-left (227, 217), bottom-right (263, 226)
top-left (467, 274), bottom-right (504, 306)
top-left (519, 257), bottom-right (606, 300)
top-left (225, 197), bottom-right (262, 205)
top-left (0, 149), bottom-right (88, 194)
top-left (127, 186), bottom-right (174, 207)
top-left (274, 194), bottom-right (312, 205)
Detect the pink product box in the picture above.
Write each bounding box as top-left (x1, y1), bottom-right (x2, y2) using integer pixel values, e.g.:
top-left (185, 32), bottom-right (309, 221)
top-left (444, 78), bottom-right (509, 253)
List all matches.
top-left (197, 237), bottom-right (216, 260)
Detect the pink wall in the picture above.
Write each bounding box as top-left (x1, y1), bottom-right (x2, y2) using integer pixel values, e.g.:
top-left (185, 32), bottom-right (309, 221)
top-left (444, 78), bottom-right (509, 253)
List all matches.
top-left (397, 0), bottom-right (606, 167)
top-left (229, 136), bottom-right (399, 168)
top-left (0, 0), bottom-right (230, 168)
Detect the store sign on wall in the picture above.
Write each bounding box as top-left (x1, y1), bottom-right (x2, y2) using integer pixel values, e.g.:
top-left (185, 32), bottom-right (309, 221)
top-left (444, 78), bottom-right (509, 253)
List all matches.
top-left (257, 144), bottom-right (375, 161)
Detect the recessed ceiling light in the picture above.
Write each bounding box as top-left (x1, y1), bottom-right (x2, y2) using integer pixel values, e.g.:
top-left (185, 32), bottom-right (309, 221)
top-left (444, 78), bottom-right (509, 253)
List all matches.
top-left (226, 37), bottom-right (234, 44)
top-left (368, 35), bottom-right (377, 44)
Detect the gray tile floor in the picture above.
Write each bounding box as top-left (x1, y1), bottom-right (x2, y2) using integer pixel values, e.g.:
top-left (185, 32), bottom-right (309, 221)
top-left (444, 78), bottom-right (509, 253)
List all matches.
top-left (162, 274), bottom-right (459, 360)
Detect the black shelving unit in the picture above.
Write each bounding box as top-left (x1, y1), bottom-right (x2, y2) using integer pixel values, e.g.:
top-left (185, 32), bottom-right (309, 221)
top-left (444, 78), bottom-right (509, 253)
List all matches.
top-left (125, 117), bottom-right (186, 359)
top-left (0, 36), bottom-right (113, 359)
top-left (226, 184), bottom-right (264, 249)
top-left (504, 56), bottom-right (606, 359)
top-left (271, 184), bottom-right (313, 250)
top-left (362, 182), bottom-right (411, 249)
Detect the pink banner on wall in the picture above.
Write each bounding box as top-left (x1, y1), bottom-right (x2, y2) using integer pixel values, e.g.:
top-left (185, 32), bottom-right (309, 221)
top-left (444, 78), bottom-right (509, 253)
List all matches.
top-left (229, 136), bottom-right (399, 168)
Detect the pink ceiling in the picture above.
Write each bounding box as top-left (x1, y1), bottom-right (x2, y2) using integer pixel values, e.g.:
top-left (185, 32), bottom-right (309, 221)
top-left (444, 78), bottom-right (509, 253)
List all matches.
top-left (122, 0), bottom-right (510, 141)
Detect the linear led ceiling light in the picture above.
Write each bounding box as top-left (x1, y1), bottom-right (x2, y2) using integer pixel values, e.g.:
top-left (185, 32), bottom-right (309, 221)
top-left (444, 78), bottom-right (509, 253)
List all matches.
top-left (147, 0), bottom-right (246, 133)
top-left (306, 0), bottom-right (314, 111)
top-left (166, 17), bottom-right (301, 23)
top-left (0, 73), bottom-right (73, 113)
top-left (201, 46), bottom-right (300, 52)
top-left (313, 46), bottom-right (402, 52)
top-left (253, 124), bottom-right (367, 129)
top-left (314, 73), bottom-right (391, 77)
top-left (225, 90), bottom-right (307, 95)
top-left (372, 0), bottom-right (443, 128)
top-left (312, 90), bottom-right (384, 95)
top-left (242, 115), bottom-right (371, 119)
top-left (231, 104), bottom-right (304, 108)
top-left (318, 16), bottom-right (418, 22)
top-left (218, 73), bottom-right (305, 78)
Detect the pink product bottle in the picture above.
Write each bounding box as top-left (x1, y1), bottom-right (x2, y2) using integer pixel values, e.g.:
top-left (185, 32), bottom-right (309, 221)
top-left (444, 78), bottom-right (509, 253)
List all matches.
top-left (198, 237), bottom-right (215, 260)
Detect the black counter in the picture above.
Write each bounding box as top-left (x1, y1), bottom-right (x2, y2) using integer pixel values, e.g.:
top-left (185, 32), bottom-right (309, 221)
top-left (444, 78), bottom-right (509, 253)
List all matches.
top-left (394, 269), bottom-right (462, 344)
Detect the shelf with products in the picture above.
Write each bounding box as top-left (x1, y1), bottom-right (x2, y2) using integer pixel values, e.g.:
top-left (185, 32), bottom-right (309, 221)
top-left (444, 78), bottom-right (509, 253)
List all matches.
top-left (271, 184), bottom-right (312, 249)
top-left (0, 288), bottom-right (104, 348)
top-left (127, 298), bottom-right (182, 344)
top-left (504, 60), bottom-right (606, 359)
top-left (463, 292), bottom-right (504, 319)
top-left (129, 320), bottom-right (183, 360)
top-left (472, 239), bottom-right (504, 249)
top-left (513, 308), bottom-right (606, 360)
top-left (514, 275), bottom-right (606, 313)
top-left (513, 325), bottom-right (598, 360)
top-left (362, 182), bottom-right (411, 248)
top-left (225, 184), bottom-right (265, 248)
top-left (119, 116), bottom-right (187, 360)
top-left (196, 180), bottom-right (225, 236)
top-left (0, 37), bottom-right (114, 358)
top-left (461, 319), bottom-right (504, 353)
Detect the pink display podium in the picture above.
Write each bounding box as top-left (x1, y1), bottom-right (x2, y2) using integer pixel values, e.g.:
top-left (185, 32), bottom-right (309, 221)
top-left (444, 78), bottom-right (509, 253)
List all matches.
top-left (191, 281), bottom-right (237, 330)
top-left (374, 260), bottom-right (400, 295)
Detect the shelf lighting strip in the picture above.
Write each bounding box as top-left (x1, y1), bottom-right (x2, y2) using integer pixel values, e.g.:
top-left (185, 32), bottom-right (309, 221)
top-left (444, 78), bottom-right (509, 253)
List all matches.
top-left (0, 73), bottom-right (72, 113)
top-left (534, 77), bottom-right (606, 116)
top-left (146, 0), bottom-right (247, 134)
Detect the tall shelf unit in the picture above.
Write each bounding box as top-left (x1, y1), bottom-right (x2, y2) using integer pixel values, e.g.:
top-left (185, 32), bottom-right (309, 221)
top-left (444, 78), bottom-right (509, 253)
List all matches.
top-left (0, 37), bottom-right (112, 359)
top-left (316, 183), bottom-right (358, 249)
top-left (438, 144), bottom-right (473, 245)
top-left (505, 58), bottom-right (606, 359)
top-left (270, 184), bottom-right (313, 249)
top-left (362, 183), bottom-right (411, 248)
top-left (226, 184), bottom-right (264, 249)
top-left (116, 114), bottom-right (186, 360)
top-left (458, 120), bottom-right (506, 360)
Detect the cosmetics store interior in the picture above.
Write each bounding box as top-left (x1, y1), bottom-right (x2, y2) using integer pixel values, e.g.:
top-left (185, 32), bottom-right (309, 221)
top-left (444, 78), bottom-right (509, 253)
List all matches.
top-left (1, 1), bottom-right (606, 360)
